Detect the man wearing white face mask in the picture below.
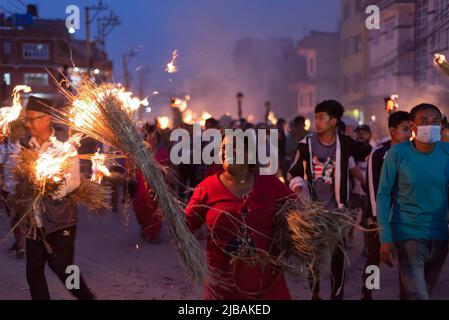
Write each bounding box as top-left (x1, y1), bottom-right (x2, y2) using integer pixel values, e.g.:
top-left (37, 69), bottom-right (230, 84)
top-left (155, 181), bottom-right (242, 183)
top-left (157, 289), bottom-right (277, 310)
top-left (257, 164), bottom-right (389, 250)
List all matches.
top-left (377, 103), bottom-right (449, 300)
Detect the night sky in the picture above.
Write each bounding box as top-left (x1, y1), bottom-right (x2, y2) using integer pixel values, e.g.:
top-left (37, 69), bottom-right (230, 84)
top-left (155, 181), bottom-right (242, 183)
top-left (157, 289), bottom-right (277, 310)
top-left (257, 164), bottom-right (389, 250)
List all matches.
top-left (2, 0), bottom-right (340, 117)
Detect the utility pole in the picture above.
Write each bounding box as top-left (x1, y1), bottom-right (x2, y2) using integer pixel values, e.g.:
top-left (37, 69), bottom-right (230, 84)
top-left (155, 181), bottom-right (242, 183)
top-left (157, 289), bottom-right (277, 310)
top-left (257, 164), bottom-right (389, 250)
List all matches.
top-left (97, 10), bottom-right (121, 51)
top-left (138, 67), bottom-right (151, 121)
top-left (85, 6), bottom-right (90, 75)
top-left (122, 47), bottom-right (139, 89)
top-left (85, 0), bottom-right (107, 76)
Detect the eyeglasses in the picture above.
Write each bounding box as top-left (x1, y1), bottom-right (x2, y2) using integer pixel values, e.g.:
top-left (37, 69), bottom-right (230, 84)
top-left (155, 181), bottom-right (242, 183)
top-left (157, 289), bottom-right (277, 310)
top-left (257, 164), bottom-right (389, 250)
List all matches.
top-left (23, 115), bottom-right (46, 124)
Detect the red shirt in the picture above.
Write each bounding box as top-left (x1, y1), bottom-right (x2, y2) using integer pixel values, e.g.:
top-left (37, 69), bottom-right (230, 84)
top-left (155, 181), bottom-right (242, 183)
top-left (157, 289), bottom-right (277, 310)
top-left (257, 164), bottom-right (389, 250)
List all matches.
top-left (186, 172), bottom-right (295, 300)
top-left (133, 146), bottom-right (170, 211)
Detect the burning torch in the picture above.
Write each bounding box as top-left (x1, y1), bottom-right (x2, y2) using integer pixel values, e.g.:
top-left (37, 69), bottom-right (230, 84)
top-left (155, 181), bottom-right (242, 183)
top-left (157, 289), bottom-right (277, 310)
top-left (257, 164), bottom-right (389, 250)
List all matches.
top-left (385, 94), bottom-right (399, 114)
top-left (435, 53), bottom-right (449, 76)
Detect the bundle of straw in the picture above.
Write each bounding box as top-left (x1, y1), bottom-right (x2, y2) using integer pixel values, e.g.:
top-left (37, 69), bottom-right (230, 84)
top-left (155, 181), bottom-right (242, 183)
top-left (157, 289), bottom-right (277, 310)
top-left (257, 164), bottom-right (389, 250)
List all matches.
top-left (6, 143), bottom-right (111, 239)
top-left (53, 79), bottom-right (206, 281)
top-left (273, 198), bottom-right (356, 276)
top-left (67, 178), bottom-right (111, 211)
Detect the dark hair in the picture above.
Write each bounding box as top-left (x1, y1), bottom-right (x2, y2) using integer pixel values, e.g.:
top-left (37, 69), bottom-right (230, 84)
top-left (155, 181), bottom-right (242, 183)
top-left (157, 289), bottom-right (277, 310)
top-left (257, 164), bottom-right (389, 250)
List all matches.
top-left (315, 100), bottom-right (345, 120)
top-left (337, 120), bottom-right (346, 134)
top-left (388, 111), bottom-right (411, 128)
top-left (292, 116), bottom-right (306, 127)
top-left (143, 123), bottom-right (160, 143)
top-left (205, 117), bottom-right (219, 128)
top-left (409, 103), bottom-right (441, 121)
top-left (442, 115), bottom-right (449, 129)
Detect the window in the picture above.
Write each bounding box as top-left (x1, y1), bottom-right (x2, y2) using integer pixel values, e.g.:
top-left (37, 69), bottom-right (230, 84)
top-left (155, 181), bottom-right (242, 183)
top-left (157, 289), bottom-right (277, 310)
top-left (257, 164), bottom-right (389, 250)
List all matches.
top-left (22, 43), bottom-right (49, 60)
top-left (3, 41), bottom-right (11, 54)
top-left (308, 92), bottom-right (314, 108)
top-left (416, 45), bottom-right (427, 84)
top-left (436, 0), bottom-right (449, 21)
top-left (344, 35), bottom-right (362, 56)
top-left (308, 56), bottom-right (315, 77)
top-left (24, 73), bottom-right (49, 86)
top-left (416, 0), bottom-right (428, 41)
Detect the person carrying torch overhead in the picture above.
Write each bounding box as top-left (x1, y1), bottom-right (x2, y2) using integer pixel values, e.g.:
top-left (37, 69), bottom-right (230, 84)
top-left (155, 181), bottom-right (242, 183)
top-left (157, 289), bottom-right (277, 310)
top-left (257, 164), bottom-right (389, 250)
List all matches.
top-left (20, 96), bottom-right (94, 300)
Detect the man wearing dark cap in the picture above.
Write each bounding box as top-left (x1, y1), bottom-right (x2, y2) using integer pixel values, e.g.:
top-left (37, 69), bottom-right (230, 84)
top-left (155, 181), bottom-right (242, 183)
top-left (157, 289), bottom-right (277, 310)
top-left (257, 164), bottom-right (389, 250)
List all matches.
top-left (19, 96), bottom-right (94, 300)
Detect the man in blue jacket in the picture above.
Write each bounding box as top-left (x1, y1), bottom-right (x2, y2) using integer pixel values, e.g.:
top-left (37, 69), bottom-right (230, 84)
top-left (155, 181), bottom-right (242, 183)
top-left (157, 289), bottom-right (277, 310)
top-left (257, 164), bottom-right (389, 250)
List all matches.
top-left (377, 103), bottom-right (449, 300)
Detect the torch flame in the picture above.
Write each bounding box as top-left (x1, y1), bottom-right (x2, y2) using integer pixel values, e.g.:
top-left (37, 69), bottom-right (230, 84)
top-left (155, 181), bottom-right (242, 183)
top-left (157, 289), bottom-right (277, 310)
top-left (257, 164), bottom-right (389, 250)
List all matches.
top-left (34, 133), bottom-right (82, 188)
top-left (70, 84), bottom-right (148, 128)
top-left (165, 50), bottom-right (179, 74)
top-left (90, 149), bottom-right (111, 184)
top-left (435, 53), bottom-right (446, 65)
top-left (183, 109), bottom-right (195, 125)
top-left (0, 85), bottom-right (32, 138)
top-left (268, 111), bottom-right (278, 125)
top-left (172, 97), bottom-right (188, 112)
top-left (157, 116), bottom-right (170, 130)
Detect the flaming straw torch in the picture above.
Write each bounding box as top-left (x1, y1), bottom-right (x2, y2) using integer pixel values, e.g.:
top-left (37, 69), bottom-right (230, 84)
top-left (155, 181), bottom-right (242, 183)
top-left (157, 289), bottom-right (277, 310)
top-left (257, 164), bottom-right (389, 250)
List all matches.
top-left (53, 78), bottom-right (206, 281)
top-left (435, 53), bottom-right (449, 76)
top-left (0, 85), bottom-right (31, 142)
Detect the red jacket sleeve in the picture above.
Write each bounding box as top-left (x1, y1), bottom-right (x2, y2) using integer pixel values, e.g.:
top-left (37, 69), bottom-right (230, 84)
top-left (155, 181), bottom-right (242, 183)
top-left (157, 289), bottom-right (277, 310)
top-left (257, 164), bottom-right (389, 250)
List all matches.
top-left (185, 183), bottom-right (208, 232)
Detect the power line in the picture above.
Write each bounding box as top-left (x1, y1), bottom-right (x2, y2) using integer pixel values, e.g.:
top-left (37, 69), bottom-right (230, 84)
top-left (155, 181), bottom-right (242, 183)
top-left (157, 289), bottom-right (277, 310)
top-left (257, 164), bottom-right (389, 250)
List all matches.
top-left (16, 0), bottom-right (27, 8)
top-left (6, 0), bottom-right (20, 12)
top-left (0, 4), bottom-right (13, 15)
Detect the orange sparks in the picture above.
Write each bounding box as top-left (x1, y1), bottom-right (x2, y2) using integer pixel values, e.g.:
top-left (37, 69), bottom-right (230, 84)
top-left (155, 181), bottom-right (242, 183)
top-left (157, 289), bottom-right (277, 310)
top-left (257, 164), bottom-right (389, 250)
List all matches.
top-left (165, 50), bottom-right (179, 74)
top-left (90, 149), bottom-right (111, 184)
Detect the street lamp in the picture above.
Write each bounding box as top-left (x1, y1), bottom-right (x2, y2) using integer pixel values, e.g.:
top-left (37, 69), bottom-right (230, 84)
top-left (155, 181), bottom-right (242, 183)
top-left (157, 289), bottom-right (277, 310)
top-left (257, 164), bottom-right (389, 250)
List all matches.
top-left (236, 92), bottom-right (244, 120)
top-left (264, 100), bottom-right (271, 124)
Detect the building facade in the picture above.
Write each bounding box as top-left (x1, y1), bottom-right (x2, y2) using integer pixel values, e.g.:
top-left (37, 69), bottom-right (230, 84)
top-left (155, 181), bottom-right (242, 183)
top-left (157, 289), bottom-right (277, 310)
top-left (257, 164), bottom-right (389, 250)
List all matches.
top-left (340, 0), bottom-right (369, 123)
top-left (295, 31), bottom-right (340, 118)
top-left (0, 7), bottom-right (112, 105)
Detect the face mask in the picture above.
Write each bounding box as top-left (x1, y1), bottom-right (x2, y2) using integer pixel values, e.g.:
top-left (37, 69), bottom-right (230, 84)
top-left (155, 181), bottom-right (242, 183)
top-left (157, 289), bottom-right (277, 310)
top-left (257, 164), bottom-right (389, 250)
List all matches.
top-left (415, 125), bottom-right (441, 144)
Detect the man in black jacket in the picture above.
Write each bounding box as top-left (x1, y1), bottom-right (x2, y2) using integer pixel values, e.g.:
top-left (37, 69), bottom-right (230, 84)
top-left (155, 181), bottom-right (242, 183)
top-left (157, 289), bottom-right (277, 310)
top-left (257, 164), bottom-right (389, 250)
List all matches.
top-left (287, 100), bottom-right (372, 300)
top-left (21, 96), bottom-right (95, 300)
top-left (361, 111), bottom-right (411, 300)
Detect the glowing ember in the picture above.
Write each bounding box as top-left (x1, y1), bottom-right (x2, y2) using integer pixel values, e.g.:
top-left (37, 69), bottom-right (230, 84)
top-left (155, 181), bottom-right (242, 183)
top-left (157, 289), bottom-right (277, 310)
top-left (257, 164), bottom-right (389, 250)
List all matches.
top-left (435, 53), bottom-right (446, 65)
top-left (434, 53), bottom-right (449, 77)
top-left (201, 111), bottom-right (212, 121)
top-left (183, 109), bottom-right (195, 125)
top-left (90, 149), bottom-right (111, 184)
top-left (171, 97), bottom-right (188, 112)
top-left (0, 85), bottom-right (32, 138)
top-left (165, 49), bottom-right (179, 74)
top-left (386, 94), bottom-right (399, 112)
top-left (304, 119), bottom-right (311, 131)
top-left (157, 116), bottom-right (170, 130)
top-left (34, 134), bottom-right (82, 188)
top-left (268, 111), bottom-right (278, 125)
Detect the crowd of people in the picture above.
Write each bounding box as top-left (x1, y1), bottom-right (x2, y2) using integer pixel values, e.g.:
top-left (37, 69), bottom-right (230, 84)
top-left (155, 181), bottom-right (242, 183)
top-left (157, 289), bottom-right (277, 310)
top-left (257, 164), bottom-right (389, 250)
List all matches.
top-left (1, 95), bottom-right (449, 301)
